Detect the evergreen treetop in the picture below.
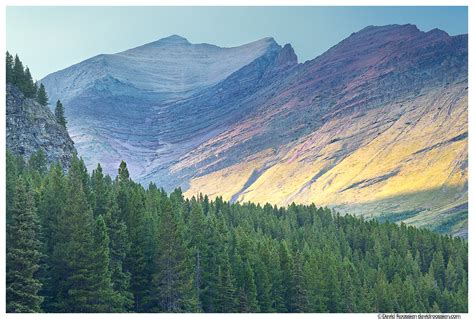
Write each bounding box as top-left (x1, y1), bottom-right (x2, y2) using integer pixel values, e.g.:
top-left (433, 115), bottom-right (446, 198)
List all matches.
top-left (54, 99), bottom-right (67, 129)
top-left (36, 83), bottom-right (48, 106)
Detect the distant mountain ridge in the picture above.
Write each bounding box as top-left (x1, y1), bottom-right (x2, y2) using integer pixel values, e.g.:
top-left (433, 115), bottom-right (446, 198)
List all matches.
top-left (43, 35), bottom-right (281, 104)
top-left (40, 24), bottom-right (468, 236)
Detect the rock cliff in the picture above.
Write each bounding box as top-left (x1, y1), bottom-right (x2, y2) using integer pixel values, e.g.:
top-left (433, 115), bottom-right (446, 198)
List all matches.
top-left (6, 83), bottom-right (77, 168)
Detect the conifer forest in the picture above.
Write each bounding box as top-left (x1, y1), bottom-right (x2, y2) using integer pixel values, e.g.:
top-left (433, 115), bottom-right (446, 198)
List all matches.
top-left (6, 150), bottom-right (468, 313)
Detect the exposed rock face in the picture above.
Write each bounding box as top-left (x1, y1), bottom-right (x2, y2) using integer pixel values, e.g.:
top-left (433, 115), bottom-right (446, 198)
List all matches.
top-left (6, 84), bottom-right (77, 168)
top-left (40, 35), bottom-right (290, 188)
top-left (40, 25), bottom-right (468, 236)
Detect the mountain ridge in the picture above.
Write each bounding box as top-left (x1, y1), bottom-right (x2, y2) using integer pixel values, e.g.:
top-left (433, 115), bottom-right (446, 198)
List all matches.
top-left (40, 25), bottom-right (468, 236)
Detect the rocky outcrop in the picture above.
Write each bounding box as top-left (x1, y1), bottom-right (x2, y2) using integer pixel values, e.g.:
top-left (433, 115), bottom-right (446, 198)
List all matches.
top-left (6, 83), bottom-right (77, 168)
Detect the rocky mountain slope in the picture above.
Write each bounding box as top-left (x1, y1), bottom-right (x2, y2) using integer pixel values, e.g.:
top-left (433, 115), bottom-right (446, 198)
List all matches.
top-left (40, 24), bottom-right (468, 236)
top-left (6, 83), bottom-right (77, 168)
top-left (41, 35), bottom-right (287, 185)
top-left (179, 25), bottom-right (468, 237)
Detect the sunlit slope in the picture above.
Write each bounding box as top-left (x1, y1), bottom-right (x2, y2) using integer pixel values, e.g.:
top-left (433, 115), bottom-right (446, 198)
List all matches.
top-left (185, 82), bottom-right (467, 234)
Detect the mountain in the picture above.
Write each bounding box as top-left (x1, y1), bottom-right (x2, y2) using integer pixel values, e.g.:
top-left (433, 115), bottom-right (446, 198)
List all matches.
top-left (41, 35), bottom-right (288, 186)
top-left (179, 25), bottom-right (468, 237)
top-left (6, 83), bottom-right (77, 168)
top-left (41, 25), bottom-right (468, 237)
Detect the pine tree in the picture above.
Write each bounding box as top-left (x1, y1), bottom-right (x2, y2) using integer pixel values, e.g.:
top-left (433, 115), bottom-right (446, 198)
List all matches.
top-left (200, 213), bottom-right (221, 312)
top-left (444, 258), bottom-right (457, 292)
top-left (36, 83), bottom-right (48, 106)
top-left (13, 54), bottom-right (25, 88)
top-left (237, 259), bottom-right (259, 312)
top-left (339, 258), bottom-right (357, 312)
top-left (91, 163), bottom-right (108, 217)
top-left (36, 164), bottom-right (66, 311)
top-left (289, 252), bottom-right (309, 312)
top-left (123, 185), bottom-right (150, 312)
top-left (51, 156), bottom-right (109, 312)
top-left (114, 161), bottom-right (148, 311)
top-left (116, 160), bottom-right (132, 225)
top-left (373, 269), bottom-right (394, 312)
top-left (104, 198), bottom-right (133, 311)
top-left (6, 51), bottom-right (14, 83)
top-left (430, 251), bottom-right (446, 290)
top-left (254, 256), bottom-right (272, 312)
top-left (188, 201), bottom-right (207, 304)
top-left (215, 249), bottom-right (237, 312)
top-left (400, 278), bottom-right (420, 311)
top-left (278, 240), bottom-right (293, 312)
top-left (89, 215), bottom-right (121, 312)
top-left (118, 160), bottom-right (130, 182)
top-left (6, 177), bottom-right (43, 312)
top-left (260, 242), bottom-right (285, 312)
top-left (324, 254), bottom-right (342, 312)
top-left (150, 198), bottom-right (199, 312)
top-left (55, 100), bottom-right (67, 129)
top-left (23, 67), bottom-right (37, 98)
top-left (302, 249), bottom-right (328, 312)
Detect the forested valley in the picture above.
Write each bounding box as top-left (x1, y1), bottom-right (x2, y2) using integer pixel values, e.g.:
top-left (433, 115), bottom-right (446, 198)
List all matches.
top-left (6, 150), bottom-right (468, 313)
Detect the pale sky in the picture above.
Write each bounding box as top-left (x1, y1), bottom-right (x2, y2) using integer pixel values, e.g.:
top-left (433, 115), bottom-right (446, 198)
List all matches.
top-left (6, 6), bottom-right (468, 79)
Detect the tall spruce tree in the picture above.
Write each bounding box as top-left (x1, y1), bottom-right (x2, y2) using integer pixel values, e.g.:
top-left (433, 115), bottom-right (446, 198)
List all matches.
top-left (13, 54), bottom-right (25, 88)
top-left (23, 67), bottom-right (37, 98)
top-left (278, 240), bottom-right (293, 312)
top-left (6, 51), bottom-right (14, 83)
top-left (188, 201), bottom-right (207, 305)
top-left (36, 164), bottom-right (66, 311)
top-left (150, 198), bottom-right (199, 312)
top-left (124, 185), bottom-right (149, 312)
top-left (36, 83), bottom-right (48, 106)
top-left (89, 215), bottom-right (121, 312)
top-left (54, 100), bottom-right (67, 129)
top-left (262, 243), bottom-right (285, 312)
top-left (214, 249), bottom-right (237, 312)
top-left (200, 213), bottom-right (221, 311)
top-left (6, 177), bottom-right (43, 313)
top-left (303, 251), bottom-right (328, 312)
top-left (51, 156), bottom-right (112, 312)
top-left (104, 197), bottom-right (133, 311)
top-left (288, 252), bottom-right (309, 312)
top-left (237, 259), bottom-right (259, 312)
top-left (91, 163), bottom-right (108, 217)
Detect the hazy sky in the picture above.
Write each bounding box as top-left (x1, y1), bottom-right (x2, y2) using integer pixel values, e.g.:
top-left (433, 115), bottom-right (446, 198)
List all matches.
top-left (6, 6), bottom-right (468, 79)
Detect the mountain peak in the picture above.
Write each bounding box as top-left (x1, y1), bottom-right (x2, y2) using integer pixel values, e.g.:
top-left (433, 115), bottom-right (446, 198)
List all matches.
top-left (319, 23), bottom-right (453, 64)
top-left (155, 34), bottom-right (190, 45)
top-left (356, 24), bottom-right (420, 35)
top-left (274, 43), bottom-right (298, 68)
top-left (257, 36), bottom-right (276, 43)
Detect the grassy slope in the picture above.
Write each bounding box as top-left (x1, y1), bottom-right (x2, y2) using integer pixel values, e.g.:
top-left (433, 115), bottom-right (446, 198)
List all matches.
top-left (184, 82), bottom-right (468, 236)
